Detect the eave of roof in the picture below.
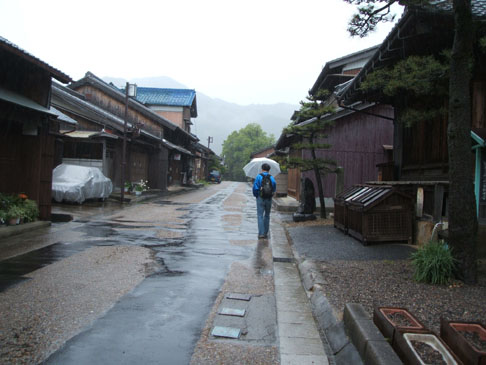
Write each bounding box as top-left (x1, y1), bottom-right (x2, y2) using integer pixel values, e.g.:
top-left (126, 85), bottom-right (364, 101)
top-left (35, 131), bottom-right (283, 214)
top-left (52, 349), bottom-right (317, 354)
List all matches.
top-left (0, 86), bottom-right (57, 116)
top-left (50, 106), bottom-right (78, 125)
top-left (0, 37), bottom-right (72, 83)
top-left (310, 45), bottom-right (380, 95)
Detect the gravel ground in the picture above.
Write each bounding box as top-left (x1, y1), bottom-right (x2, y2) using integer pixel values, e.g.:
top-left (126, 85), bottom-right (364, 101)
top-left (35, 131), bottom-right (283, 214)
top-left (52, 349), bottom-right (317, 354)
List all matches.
top-left (285, 218), bottom-right (486, 335)
top-left (0, 245), bottom-right (155, 364)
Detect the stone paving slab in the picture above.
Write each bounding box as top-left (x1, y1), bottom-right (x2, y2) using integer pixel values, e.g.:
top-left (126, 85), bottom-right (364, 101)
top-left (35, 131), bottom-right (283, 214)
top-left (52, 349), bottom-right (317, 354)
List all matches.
top-left (272, 231), bottom-right (328, 365)
top-left (280, 353), bottom-right (329, 365)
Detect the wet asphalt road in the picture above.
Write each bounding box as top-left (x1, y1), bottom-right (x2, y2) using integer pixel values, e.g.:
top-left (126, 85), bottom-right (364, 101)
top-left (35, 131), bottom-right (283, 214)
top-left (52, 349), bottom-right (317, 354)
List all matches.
top-left (39, 182), bottom-right (260, 364)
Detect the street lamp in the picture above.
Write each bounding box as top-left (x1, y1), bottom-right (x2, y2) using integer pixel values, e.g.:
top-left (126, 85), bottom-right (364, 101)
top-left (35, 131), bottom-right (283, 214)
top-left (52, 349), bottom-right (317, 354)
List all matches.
top-left (121, 82), bottom-right (137, 203)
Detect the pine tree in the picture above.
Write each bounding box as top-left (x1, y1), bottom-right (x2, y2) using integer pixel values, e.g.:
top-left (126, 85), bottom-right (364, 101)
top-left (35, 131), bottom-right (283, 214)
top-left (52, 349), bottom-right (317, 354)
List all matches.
top-left (284, 90), bottom-right (339, 218)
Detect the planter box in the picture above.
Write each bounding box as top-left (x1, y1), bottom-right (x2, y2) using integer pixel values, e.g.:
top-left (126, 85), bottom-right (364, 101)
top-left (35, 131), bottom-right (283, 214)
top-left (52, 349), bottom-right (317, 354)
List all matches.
top-left (441, 319), bottom-right (486, 365)
top-left (394, 330), bottom-right (463, 365)
top-left (373, 307), bottom-right (426, 345)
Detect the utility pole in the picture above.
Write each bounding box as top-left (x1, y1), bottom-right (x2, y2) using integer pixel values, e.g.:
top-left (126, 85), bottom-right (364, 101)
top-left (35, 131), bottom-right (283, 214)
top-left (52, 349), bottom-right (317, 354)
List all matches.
top-left (207, 136), bottom-right (213, 149)
top-left (121, 82), bottom-right (137, 203)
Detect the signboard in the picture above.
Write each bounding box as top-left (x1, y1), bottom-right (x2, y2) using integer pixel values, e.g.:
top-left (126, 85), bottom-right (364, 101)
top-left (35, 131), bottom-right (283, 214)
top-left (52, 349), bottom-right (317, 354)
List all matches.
top-left (174, 153), bottom-right (181, 161)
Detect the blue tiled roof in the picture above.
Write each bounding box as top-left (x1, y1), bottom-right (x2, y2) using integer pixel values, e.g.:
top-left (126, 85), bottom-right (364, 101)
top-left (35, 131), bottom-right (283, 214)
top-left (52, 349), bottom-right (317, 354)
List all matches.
top-left (135, 87), bottom-right (196, 107)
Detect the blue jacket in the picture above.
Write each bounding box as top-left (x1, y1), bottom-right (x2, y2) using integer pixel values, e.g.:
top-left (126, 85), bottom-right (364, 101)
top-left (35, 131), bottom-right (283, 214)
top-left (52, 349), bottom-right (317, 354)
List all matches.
top-left (253, 172), bottom-right (277, 198)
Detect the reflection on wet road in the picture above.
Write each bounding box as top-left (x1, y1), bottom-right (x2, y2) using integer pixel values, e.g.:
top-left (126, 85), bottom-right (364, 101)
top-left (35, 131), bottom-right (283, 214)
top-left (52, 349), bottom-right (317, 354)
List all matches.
top-left (43, 182), bottom-right (259, 364)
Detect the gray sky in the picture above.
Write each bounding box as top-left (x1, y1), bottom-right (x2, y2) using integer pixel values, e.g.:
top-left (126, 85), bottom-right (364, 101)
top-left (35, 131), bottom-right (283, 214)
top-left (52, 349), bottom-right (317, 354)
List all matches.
top-left (0, 0), bottom-right (401, 105)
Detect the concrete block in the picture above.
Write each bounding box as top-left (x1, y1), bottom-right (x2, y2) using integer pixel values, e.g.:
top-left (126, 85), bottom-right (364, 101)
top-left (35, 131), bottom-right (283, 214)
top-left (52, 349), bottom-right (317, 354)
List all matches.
top-left (343, 303), bottom-right (370, 325)
top-left (364, 340), bottom-right (401, 365)
top-left (310, 291), bottom-right (338, 332)
top-left (334, 342), bottom-right (363, 365)
top-left (346, 319), bottom-right (384, 357)
top-left (325, 322), bottom-right (349, 355)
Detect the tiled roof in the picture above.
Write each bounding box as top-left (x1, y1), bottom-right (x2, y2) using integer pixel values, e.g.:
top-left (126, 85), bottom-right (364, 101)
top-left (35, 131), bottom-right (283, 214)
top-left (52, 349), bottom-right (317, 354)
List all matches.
top-left (419, 0), bottom-right (486, 17)
top-left (0, 36), bottom-right (71, 83)
top-left (339, 0), bottom-right (486, 105)
top-left (135, 87), bottom-right (196, 107)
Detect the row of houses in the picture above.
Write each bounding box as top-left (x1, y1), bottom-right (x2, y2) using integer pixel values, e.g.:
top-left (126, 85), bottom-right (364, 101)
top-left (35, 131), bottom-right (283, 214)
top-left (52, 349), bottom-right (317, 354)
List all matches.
top-left (273, 2), bottom-right (486, 243)
top-left (0, 36), bottom-right (216, 220)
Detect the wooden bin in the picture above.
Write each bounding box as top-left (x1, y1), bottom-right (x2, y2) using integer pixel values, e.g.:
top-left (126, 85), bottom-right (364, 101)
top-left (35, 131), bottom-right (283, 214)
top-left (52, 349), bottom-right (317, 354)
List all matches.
top-left (333, 185), bottom-right (367, 233)
top-left (346, 186), bottom-right (413, 245)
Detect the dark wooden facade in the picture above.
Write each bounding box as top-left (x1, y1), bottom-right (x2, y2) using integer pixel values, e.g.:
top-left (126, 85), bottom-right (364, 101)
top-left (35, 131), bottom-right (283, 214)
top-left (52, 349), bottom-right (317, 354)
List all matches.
top-left (0, 38), bottom-right (71, 220)
top-left (302, 104), bottom-right (394, 198)
top-left (276, 46), bottom-right (393, 202)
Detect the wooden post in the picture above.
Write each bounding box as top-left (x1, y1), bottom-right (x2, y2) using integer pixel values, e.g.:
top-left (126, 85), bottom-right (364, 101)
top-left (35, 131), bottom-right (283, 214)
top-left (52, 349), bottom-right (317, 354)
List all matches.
top-left (433, 183), bottom-right (445, 222)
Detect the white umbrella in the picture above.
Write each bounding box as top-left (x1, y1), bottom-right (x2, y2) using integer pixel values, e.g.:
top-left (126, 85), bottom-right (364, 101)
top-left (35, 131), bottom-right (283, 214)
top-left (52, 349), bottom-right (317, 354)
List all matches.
top-left (243, 157), bottom-right (281, 179)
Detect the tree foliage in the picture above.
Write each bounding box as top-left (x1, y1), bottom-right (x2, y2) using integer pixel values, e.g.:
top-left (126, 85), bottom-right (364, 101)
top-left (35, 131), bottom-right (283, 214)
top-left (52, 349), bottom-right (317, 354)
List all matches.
top-left (208, 154), bottom-right (224, 175)
top-left (222, 123), bottom-right (275, 181)
top-left (360, 53), bottom-right (450, 126)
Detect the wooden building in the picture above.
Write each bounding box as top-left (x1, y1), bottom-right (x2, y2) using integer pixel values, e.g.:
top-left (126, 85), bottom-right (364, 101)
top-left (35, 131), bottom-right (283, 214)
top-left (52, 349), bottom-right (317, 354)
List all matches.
top-left (0, 37), bottom-right (71, 219)
top-left (276, 46), bottom-right (394, 202)
top-left (134, 87), bottom-right (199, 184)
top-left (65, 73), bottom-right (197, 189)
top-left (340, 2), bottom-right (486, 228)
top-left (135, 87), bottom-right (197, 134)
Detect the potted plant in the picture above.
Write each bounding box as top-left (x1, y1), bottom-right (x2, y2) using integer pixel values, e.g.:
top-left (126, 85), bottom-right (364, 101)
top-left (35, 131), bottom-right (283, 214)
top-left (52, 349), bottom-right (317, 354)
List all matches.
top-left (124, 182), bottom-right (132, 193)
top-left (6, 205), bottom-right (24, 225)
top-left (134, 179), bottom-right (148, 196)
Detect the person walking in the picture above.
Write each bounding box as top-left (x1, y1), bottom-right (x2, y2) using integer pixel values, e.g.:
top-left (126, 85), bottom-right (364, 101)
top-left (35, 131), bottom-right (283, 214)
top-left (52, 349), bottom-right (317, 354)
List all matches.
top-left (253, 163), bottom-right (277, 239)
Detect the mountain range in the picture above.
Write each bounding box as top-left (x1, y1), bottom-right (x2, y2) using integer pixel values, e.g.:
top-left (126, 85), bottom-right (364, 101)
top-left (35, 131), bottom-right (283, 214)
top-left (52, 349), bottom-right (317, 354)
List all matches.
top-left (103, 76), bottom-right (298, 155)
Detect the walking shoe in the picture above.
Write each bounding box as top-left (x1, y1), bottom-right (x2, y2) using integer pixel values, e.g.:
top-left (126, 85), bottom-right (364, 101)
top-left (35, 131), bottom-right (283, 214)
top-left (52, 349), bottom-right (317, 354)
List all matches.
top-left (258, 235), bottom-right (265, 239)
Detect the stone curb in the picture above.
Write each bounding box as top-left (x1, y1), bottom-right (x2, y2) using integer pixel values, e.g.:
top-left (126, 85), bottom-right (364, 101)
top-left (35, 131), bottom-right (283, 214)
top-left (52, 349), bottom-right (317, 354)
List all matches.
top-left (0, 220), bottom-right (51, 240)
top-left (343, 303), bottom-right (402, 365)
top-left (287, 232), bottom-right (400, 365)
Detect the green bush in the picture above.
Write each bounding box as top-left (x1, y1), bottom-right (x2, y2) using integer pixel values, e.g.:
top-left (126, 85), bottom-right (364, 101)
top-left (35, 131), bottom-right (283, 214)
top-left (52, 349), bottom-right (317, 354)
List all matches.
top-left (411, 240), bottom-right (456, 285)
top-left (22, 199), bottom-right (39, 222)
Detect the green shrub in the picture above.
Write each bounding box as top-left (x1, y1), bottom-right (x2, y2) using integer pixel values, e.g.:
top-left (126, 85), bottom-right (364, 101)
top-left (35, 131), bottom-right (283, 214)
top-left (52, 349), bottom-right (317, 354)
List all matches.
top-left (411, 240), bottom-right (456, 285)
top-left (22, 199), bottom-right (39, 222)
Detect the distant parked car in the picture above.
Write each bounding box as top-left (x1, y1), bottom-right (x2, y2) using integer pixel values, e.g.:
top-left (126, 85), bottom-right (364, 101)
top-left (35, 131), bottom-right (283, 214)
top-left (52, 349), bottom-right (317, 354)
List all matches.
top-left (52, 164), bottom-right (113, 203)
top-left (208, 170), bottom-right (221, 184)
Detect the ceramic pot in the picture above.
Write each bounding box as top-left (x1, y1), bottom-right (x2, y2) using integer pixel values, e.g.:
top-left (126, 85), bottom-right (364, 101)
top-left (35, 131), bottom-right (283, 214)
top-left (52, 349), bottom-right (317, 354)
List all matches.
top-left (441, 319), bottom-right (486, 365)
top-left (373, 307), bottom-right (426, 345)
top-left (394, 330), bottom-right (463, 365)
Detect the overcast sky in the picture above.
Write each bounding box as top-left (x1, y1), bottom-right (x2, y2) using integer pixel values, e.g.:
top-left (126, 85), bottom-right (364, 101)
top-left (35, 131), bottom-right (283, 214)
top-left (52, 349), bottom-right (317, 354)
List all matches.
top-left (0, 0), bottom-right (401, 105)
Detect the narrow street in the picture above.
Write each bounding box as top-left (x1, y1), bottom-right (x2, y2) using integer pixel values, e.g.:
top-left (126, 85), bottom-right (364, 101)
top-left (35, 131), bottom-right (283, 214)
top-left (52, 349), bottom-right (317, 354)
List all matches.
top-left (0, 182), bottom-right (286, 364)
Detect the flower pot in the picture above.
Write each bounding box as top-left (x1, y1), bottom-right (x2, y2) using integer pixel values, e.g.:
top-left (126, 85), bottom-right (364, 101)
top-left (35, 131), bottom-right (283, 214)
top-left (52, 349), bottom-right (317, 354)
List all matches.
top-left (394, 330), bottom-right (463, 365)
top-left (8, 217), bottom-right (20, 225)
top-left (441, 319), bottom-right (486, 365)
top-left (373, 307), bottom-right (426, 345)
top-left (135, 191), bottom-right (142, 196)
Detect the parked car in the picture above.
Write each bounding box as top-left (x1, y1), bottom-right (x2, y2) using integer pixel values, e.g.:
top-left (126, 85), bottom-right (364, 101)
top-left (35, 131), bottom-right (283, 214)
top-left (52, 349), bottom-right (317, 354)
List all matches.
top-left (52, 164), bottom-right (113, 203)
top-left (208, 170), bottom-right (221, 184)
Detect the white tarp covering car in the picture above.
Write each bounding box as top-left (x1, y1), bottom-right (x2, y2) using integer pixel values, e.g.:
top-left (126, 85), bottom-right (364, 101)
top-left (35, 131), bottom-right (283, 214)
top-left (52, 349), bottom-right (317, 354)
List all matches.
top-left (52, 164), bottom-right (113, 203)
